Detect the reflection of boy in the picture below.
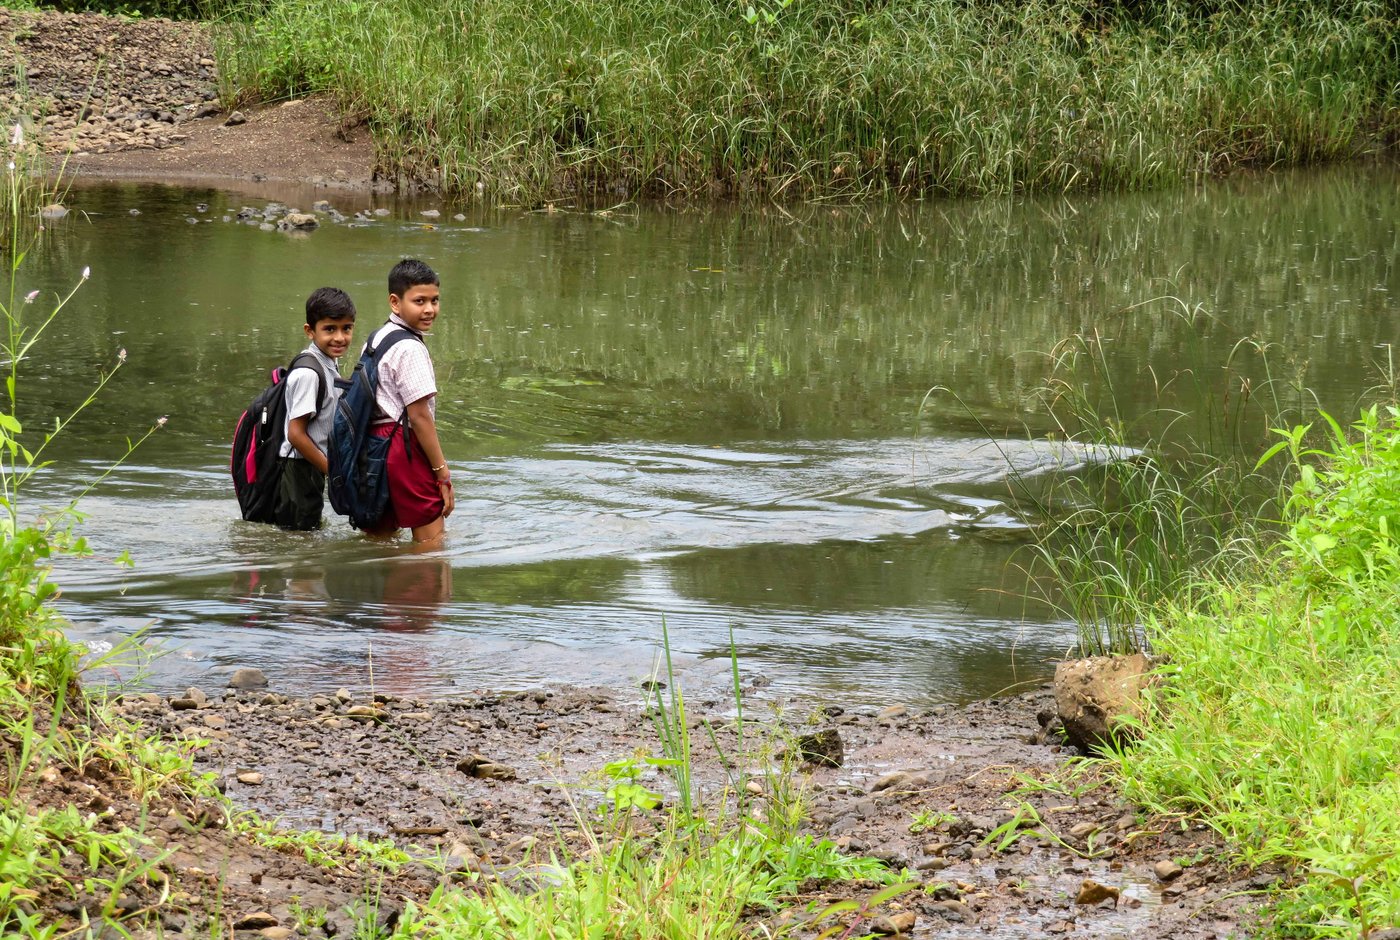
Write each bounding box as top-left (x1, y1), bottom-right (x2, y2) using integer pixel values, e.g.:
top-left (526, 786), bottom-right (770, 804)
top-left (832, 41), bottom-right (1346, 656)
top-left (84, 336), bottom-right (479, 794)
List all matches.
top-left (365, 259), bottom-right (455, 543)
top-left (275, 288), bottom-right (356, 530)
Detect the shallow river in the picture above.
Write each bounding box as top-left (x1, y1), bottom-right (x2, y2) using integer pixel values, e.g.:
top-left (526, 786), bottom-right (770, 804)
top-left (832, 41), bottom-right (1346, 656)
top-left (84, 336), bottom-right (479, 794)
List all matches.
top-left (20, 162), bottom-right (1398, 704)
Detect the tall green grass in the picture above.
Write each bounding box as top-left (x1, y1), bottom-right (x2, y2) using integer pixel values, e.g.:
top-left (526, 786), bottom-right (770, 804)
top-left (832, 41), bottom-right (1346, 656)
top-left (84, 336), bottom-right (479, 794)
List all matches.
top-left (1107, 405), bottom-right (1400, 936)
top-left (212, 0), bottom-right (1398, 201)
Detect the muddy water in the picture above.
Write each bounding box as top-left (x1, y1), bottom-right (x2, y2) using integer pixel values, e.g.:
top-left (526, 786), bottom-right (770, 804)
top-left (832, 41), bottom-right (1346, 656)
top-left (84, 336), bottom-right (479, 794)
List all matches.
top-left (22, 162), bottom-right (1399, 703)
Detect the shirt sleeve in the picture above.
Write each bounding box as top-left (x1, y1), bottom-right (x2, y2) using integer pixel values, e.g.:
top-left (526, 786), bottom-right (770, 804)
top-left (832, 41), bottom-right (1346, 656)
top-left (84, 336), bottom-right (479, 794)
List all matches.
top-left (283, 367), bottom-right (321, 422)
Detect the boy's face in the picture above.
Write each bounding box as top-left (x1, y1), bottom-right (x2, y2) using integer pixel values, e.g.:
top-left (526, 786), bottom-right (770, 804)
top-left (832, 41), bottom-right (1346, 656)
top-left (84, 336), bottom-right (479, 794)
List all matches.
top-left (390, 283), bottom-right (441, 333)
top-left (305, 316), bottom-right (355, 359)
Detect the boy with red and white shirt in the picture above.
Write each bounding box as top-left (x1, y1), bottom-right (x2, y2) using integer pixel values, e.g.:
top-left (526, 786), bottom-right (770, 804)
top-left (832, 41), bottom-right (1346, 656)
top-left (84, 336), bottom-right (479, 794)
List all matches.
top-left (365, 259), bottom-right (455, 543)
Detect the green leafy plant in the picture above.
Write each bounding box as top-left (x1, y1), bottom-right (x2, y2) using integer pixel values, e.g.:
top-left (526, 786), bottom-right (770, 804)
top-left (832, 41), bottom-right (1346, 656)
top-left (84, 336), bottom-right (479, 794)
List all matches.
top-left (599, 754), bottom-right (667, 813)
top-left (1110, 407), bottom-right (1400, 936)
top-left (908, 810), bottom-right (954, 835)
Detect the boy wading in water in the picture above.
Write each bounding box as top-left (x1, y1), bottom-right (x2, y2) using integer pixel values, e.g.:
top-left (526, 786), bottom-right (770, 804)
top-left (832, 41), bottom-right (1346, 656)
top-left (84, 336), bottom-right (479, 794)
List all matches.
top-left (367, 259), bottom-right (455, 543)
top-left (276, 287), bottom-right (355, 530)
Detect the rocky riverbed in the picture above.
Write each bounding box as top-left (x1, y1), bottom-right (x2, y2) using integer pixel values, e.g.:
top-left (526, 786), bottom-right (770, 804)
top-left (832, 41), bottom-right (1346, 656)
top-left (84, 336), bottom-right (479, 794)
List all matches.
top-left (10, 669), bottom-right (1272, 939)
top-left (1, 8), bottom-right (375, 189)
top-left (0, 9), bottom-right (216, 155)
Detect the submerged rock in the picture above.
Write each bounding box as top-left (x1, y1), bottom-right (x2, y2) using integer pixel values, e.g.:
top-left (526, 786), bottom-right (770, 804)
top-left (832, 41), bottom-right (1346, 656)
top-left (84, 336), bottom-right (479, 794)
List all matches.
top-left (277, 212), bottom-right (319, 231)
top-left (228, 667), bottom-right (268, 690)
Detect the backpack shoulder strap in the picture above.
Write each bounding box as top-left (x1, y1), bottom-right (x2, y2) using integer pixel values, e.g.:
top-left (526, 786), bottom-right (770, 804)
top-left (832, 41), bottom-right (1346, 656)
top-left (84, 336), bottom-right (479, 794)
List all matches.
top-left (365, 324), bottom-right (423, 360)
top-left (288, 351), bottom-right (328, 413)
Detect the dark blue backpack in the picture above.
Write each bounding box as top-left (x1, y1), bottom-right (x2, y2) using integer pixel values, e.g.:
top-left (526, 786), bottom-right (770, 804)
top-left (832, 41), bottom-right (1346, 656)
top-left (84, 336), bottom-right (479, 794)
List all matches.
top-left (231, 352), bottom-right (326, 523)
top-left (326, 326), bottom-right (421, 529)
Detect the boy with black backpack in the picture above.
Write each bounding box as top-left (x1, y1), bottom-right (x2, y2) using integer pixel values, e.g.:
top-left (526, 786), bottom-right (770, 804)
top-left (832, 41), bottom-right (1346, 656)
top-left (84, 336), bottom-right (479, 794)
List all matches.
top-left (273, 287), bottom-right (356, 529)
top-left (327, 259), bottom-right (453, 543)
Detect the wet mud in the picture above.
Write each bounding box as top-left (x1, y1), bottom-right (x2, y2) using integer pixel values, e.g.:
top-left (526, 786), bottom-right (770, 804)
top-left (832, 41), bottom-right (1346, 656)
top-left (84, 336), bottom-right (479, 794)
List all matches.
top-left (26, 677), bottom-right (1275, 938)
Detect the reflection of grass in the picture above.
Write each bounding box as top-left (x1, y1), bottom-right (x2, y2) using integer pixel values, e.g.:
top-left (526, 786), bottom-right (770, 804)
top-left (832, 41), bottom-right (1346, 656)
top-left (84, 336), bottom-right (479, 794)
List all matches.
top-left (998, 307), bottom-right (1310, 656)
top-left (214, 0), bottom-right (1395, 200)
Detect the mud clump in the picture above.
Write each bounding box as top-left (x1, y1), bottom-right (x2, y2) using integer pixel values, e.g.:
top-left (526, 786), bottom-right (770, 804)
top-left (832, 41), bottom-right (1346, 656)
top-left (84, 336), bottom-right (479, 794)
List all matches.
top-left (1054, 652), bottom-right (1156, 753)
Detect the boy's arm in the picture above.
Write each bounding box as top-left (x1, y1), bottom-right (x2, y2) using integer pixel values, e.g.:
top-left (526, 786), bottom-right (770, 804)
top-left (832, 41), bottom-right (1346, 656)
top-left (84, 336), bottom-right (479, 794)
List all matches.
top-left (405, 396), bottom-right (453, 518)
top-left (287, 416), bottom-right (328, 474)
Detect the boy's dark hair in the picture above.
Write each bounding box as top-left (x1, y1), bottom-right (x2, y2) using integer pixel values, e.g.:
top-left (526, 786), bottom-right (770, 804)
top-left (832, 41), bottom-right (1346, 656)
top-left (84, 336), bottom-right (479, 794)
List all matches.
top-left (306, 287), bottom-right (356, 327)
top-left (388, 258), bottom-right (440, 298)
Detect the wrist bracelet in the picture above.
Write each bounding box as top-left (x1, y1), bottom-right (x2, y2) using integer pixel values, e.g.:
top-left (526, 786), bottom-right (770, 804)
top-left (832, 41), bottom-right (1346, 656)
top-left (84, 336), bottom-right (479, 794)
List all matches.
top-left (431, 463), bottom-right (448, 472)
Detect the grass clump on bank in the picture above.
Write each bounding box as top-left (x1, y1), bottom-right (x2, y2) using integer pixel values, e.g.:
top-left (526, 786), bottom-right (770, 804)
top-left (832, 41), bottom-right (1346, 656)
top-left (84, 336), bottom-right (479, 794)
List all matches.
top-left (1106, 405), bottom-right (1400, 936)
top-left (213, 0), bottom-right (1398, 201)
top-left (1005, 313), bottom-right (1306, 656)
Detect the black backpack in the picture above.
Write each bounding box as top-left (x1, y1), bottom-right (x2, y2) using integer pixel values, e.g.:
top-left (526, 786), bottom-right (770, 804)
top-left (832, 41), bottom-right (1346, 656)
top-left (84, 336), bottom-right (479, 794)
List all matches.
top-left (326, 326), bottom-right (421, 530)
top-left (231, 352), bottom-right (327, 523)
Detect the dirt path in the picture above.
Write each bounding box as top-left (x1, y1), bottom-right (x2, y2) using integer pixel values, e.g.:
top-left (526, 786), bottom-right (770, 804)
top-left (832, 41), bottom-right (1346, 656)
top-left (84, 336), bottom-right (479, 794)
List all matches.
top-left (0, 8), bottom-right (376, 191)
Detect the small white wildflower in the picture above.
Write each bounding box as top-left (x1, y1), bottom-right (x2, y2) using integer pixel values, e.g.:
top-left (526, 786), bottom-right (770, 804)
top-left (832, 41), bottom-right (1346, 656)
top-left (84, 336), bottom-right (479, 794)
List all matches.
top-left (117, 348), bottom-right (127, 363)
top-left (81, 266), bottom-right (90, 279)
top-left (23, 290), bottom-right (38, 303)
top-left (156, 415), bottom-right (168, 427)
top-left (9, 124), bottom-right (21, 147)
top-left (6, 162), bottom-right (13, 173)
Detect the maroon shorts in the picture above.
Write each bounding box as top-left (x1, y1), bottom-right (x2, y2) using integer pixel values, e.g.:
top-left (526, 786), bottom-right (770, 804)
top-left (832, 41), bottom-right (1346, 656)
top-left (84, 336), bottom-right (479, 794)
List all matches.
top-left (372, 423), bottom-right (445, 531)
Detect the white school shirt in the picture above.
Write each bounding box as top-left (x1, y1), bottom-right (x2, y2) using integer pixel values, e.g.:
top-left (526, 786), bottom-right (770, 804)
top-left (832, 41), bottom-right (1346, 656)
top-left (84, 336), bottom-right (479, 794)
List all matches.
top-left (278, 343), bottom-right (342, 459)
top-left (368, 315), bottom-right (435, 425)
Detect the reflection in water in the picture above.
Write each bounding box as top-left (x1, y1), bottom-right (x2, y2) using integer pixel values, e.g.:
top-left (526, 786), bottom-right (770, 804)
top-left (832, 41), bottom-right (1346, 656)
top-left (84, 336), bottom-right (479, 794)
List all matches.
top-left (27, 164), bottom-right (1400, 703)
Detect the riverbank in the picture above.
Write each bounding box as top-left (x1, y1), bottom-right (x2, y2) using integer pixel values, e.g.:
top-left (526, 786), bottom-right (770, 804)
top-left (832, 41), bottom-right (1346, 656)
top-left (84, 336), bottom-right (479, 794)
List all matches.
top-left (0, 8), bottom-right (375, 191)
top-left (16, 667), bottom-right (1265, 939)
top-left (3, 3), bottom-right (1397, 201)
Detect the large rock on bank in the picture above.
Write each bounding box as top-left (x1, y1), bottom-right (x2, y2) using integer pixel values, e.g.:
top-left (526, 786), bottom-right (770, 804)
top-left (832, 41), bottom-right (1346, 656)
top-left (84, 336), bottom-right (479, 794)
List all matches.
top-left (1054, 653), bottom-right (1155, 753)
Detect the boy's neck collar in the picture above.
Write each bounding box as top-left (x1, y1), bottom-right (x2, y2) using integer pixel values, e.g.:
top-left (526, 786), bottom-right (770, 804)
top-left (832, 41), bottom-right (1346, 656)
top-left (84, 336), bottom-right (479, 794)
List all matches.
top-left (388, 312), bottom-right (423, 336)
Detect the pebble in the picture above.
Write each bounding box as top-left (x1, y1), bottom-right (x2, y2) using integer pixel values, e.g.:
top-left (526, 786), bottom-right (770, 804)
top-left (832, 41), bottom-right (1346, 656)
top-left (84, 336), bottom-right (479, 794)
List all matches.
top-left (236, 772), bottom-right (264, 785)
top-left (869, 771), bottom-right (913, 793)
top-left (871, 911), bottom-right (916, 935)
top-left (1154, 859), bottom-right (1184, 882)
top-left (231, 912), bottom-right (277, 930)
top-left (1075, 879), bottom-right (1121, 905)
top-left (223, 110), bottom-right (246, 126)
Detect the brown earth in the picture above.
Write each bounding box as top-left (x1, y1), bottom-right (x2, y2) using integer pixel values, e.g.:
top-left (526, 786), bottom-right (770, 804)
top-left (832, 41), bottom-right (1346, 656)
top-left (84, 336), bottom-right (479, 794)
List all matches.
top-left (0, 8), bottom-right (377, 192)
top-left (14, 674), bottom-right (1273, 939)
